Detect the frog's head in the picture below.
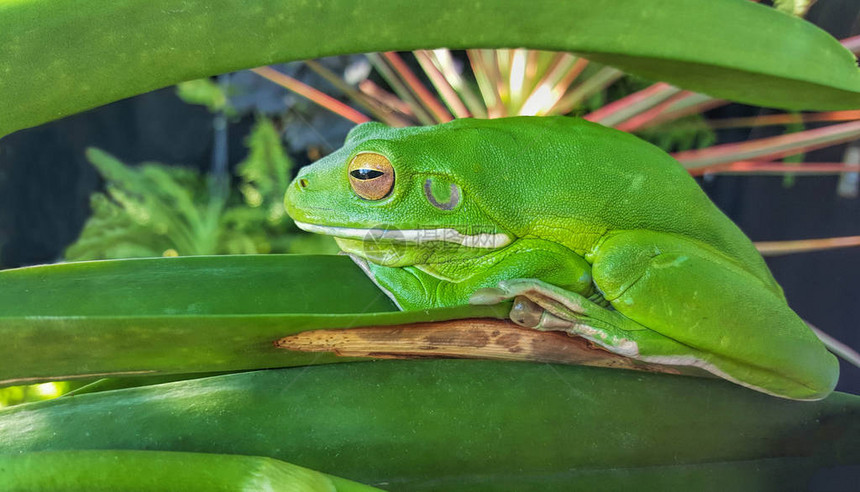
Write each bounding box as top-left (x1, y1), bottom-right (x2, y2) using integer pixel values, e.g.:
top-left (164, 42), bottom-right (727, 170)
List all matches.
top-left (285, 120), bottom-right (514, 266)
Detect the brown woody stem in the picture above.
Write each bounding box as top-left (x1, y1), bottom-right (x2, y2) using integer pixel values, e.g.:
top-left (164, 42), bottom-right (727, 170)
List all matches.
top-left (276, 318), bottom-right (711, 378)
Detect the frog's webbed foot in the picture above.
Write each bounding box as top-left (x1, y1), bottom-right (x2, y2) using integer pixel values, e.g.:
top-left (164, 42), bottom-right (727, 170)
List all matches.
top-left (470, 278), bottom-right (645, 358)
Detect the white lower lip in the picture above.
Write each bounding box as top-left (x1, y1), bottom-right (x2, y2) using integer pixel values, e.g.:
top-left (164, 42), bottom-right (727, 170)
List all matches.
top-left (294, 221), bottom-right (512, 249)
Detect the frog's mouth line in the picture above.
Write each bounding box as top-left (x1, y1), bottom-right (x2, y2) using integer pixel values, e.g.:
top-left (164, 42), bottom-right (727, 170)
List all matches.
top-left (294, 221), bottom-right (512, 249)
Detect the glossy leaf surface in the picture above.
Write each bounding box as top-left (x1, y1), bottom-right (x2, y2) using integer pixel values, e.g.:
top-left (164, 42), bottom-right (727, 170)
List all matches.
top-left (1, 360), bottom-right (857, 491)
top-left (0, 450), bottom-right (381, 491)
top-left (0, 256), bottom-right (507, 385)
top-left (3, 0), bottom-right (860, 137)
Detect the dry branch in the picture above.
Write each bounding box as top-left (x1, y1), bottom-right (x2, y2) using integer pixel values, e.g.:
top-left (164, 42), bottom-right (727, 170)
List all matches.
top-left (276, 318), bottom-right (712, 378)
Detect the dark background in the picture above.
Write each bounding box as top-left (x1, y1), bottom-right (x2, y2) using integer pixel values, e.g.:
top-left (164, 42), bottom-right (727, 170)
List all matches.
top-left (0, 1), bottom-right (858, 393)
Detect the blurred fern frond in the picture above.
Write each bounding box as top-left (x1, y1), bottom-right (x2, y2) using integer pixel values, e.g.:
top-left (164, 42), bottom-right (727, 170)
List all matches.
top-left (65, 119), bottom-right (338, 261)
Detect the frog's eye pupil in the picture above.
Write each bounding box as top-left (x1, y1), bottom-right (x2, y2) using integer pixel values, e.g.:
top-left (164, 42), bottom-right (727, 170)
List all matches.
top-left (348, 152), bottom-right (395, 201)
top-left (350, 169), bottom-right (384, 180)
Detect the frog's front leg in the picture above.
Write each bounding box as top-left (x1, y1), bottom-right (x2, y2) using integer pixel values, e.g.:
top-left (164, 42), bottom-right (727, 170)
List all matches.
top-left (352, 238), bottom-right (594, 311)
top-left (470, 277), bottom-right (673, 359)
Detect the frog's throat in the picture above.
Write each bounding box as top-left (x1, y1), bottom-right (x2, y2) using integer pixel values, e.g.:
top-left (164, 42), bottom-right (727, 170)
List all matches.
top-left (294, 221), bottom-right (512, 249)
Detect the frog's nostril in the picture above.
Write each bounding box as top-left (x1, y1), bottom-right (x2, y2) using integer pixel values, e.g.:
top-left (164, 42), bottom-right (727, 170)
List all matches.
top-left (298, 178), bottom-right (309, 189)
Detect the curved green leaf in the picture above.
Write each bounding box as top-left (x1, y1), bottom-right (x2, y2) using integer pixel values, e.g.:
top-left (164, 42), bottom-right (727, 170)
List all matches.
top-left (2, 0), bottom-right (860, 138)
top-left (1, 361), bottom-right (858, 490)
top-left (0, 255), bottom-right (393, 317)
top-left (0, 256), bottom-right (507, 385)
top-left (0, 450), bottom-right (382, 491)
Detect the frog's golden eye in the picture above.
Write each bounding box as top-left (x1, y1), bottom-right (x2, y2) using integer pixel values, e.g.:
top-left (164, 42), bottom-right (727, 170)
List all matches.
top-left (348, 152), bottom-right (394, 201)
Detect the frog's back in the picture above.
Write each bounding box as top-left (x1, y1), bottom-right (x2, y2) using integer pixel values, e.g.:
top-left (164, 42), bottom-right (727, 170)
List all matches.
top-left (433, 117), bottom-right (778, 289)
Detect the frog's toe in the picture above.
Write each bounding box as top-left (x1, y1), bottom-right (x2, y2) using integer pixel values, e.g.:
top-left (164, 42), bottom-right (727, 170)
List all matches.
top-left (510, 296), bottom-right (598, 334)
top-left (496, 278), bottom-right (539, 295)
top-left (484, 280), bottom-right (549, 309)
top-left (469, 279), bottom-right (538, 304)
top-left (496, 278), bottom-right (590, 314)
top-left (468, 287), bottom-right (509, 305)
top-left (510, 295), bottom-right (543, 328)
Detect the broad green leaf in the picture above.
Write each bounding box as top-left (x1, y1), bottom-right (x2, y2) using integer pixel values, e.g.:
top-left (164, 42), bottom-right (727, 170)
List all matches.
top-left (0, 450), bottom-right (381, 491)
top-left (0, 255), bottom-right (507, 385)
top-left (2, 0), bottom-right (860, 138)
top-left (1, 361), bottom-right (858, 490)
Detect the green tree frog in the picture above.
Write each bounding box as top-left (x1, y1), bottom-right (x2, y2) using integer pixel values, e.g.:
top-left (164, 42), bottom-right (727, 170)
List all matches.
top-left (284, 116), bottom-right (838, 400)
